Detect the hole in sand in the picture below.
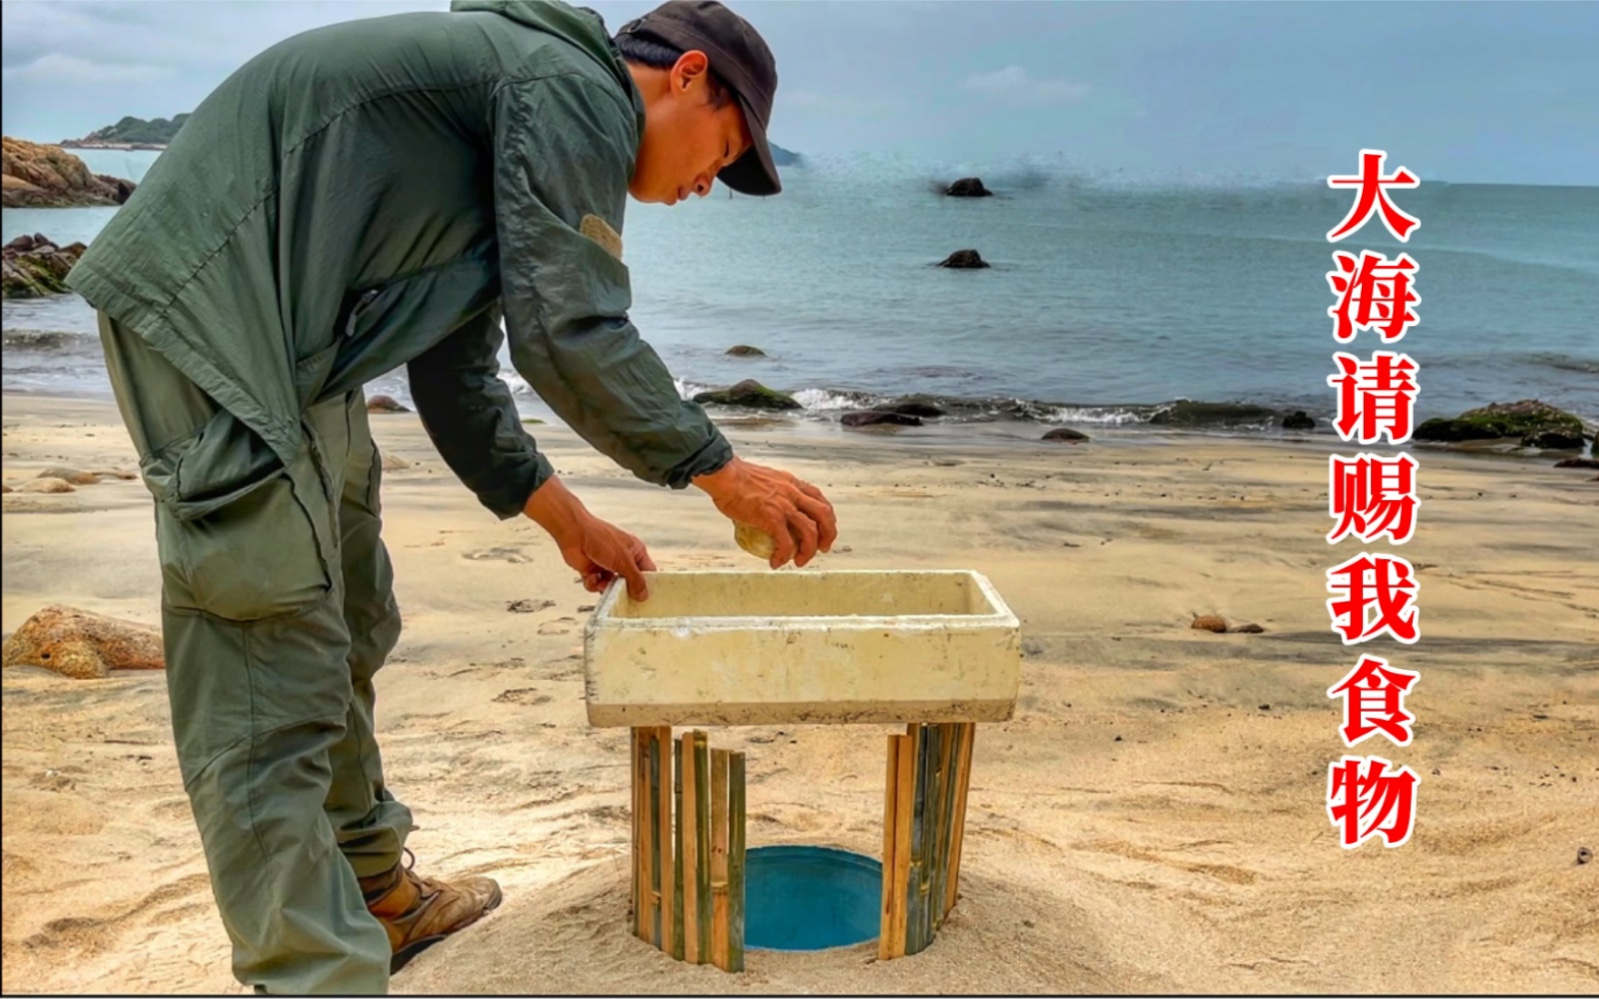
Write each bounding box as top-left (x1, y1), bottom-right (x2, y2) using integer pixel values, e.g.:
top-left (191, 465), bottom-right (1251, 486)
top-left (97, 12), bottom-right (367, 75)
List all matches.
top-left (744, 845), bottom-right (880, 952)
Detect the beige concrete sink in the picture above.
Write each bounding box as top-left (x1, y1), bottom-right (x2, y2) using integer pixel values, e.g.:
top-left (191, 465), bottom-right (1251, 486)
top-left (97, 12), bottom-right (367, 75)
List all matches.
top-left (583, 570), bottom-right (1020, 727)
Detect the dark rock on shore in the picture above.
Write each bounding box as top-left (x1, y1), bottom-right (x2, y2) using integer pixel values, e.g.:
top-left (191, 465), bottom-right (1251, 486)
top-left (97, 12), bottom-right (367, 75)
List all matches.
top-left (1413, 399), bottom-right (1587, 447)
top-left (693, 379), bottom-right (802, 411)
top-left (2, 605), bottom-right (165, 679)
top-left (97, 174), bottom-right (137, 205)
top-left (1282, 410), bottom-right (1316, 431)
top-left (938, 249), bottom-right (990, 269)
top-left (1523, 428), bottom-right (1586, 450)
top-left (2, 233), bottom-right (88, 299)
top-left (875, 398), bottom-right (948, 419)
top-left (725, 345), bottom-right (767, 358)
top-left (1554, 457), bottom-right (1599, 469)
top-left (841, 411), bottom-right (922, 428)
top-left (945, 177), bottom-right (993, 198)
top-left (1150, 401), bottom-right (1276, 428)
top-left (2, 136), bottom-right (135, 207)
top-left (365, 394), bottom-right (410, 414)
top-left (1042, 427), bottom-right (1089, 443)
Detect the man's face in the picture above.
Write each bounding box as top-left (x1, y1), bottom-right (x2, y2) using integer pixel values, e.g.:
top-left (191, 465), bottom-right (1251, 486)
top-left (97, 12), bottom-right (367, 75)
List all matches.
top-left (630, 50), bottom-right (752, 205)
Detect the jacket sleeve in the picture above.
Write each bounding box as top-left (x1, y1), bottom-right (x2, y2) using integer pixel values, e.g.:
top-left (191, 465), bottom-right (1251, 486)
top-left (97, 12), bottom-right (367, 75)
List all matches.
top-left (492, 72), bottom-right (733, 490)
top-left (407, 304), bottom-right (554, 519)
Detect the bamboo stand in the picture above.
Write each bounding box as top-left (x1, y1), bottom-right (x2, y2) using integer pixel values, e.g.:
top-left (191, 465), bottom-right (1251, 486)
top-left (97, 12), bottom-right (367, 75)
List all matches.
top-left (630, 721), bottom-right (977, 969)
top-left (632, 728), bottom-right (746, 971)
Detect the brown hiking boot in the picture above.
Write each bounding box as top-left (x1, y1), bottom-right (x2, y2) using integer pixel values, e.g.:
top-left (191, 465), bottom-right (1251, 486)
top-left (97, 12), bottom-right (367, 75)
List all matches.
top-left (359, 849), bottom-right (503, 973)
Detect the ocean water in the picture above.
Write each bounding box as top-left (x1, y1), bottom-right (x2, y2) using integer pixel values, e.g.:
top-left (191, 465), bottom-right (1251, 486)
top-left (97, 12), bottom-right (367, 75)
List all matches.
top-left (5, 150), bottom-right (1596, 433)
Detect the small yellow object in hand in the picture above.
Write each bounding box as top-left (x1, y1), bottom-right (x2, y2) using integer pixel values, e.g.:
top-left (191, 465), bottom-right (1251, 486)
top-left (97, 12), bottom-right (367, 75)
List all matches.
top-left (733, 522), bottom-right (777, 561)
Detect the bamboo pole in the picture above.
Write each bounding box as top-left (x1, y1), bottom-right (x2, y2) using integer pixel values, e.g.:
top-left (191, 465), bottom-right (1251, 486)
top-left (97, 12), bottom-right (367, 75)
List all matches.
top-left (693, 731), bottom-right (713, 964)
top-left (645, 730), bottom-right (660, 942)
top-left (879, 734), bottom-right (901, 961)
top-left (728, 751), bottom-right (746, 973)
top-left (672, 734), bottom-right (685, 961)
top-left (908, 722), bottom-right (937, 955)
top-left (888, 727), bottom-right (916, 958)
top-left (933, 719), bottom-right (953, 933)
top-left (657, 726), bottom-right (675, 956)
top-left (631, 728), bottom-right (644, 940)
top-left (710, 748), bottom-right (731, 970)
top-left (927, 724), bottom-right (950, 937)
top-left (945, 723), bottom-right (976, 917)
top-left (681, 731), bottom-right (700, 964)
top-left (647, 729), bottom-right (663, 947)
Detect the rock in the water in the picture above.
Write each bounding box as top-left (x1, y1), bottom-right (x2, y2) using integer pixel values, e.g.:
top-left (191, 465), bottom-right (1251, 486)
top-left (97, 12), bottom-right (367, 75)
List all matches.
top-left (19, 477), bottom-right (75, 494)
top-left (1523, 428), bottom-right (1586, 450)
top-left (1413, 399), bottom-right (1585, 445)
top-left (2, 232), bottom-right (89, 299)
top-left (1042, 427), bottom-right (1089, 443)
top-left (1, 605), bottom-right (165, 679)
top-left (366, 394), bottom-right (410, 414)
top-left (725, 345), bottom-right (767, 357)
top-left (380, 452), bottom-right (410, 471)
top-left (945, 177), bottom-right (993, 198)
top-left (1282, 410), bottom-right (1316, 431)
top-left (937, 249), bottom-right (990, 269)
top-left (36, 466), bottom-right (102, 486)
top-left (1554, 457), bottom-right (1599, 469)
top-left (1151, 401), bottom-right (1277, 428)
top-left (841, 410), bottom-right (922, 428)
top-left (2, 137), bottom-right (135, 208)
top-left (876, 398), bottom-right (947, 419)
top-left (692, 379), bottom-right (803, 411)
top-left (1190, 615), bottom-right (1228, 633)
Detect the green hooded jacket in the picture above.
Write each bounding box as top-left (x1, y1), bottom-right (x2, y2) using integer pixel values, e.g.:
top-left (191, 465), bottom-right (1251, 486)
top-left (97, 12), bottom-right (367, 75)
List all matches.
top-left (68, 0), bottom-right (733, 521)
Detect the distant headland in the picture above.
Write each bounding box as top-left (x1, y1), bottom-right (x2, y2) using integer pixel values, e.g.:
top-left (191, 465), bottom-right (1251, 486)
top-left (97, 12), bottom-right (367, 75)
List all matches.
top-left (59, 114), bottom-right (189, 151)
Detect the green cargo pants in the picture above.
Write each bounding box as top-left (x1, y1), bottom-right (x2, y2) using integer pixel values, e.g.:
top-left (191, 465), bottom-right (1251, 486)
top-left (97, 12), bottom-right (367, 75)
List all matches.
top-left (99, 313), bottom-right (409, 994)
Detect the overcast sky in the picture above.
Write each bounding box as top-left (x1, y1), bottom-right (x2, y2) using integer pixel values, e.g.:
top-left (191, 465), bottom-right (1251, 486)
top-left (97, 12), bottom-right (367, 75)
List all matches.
top-left (3, 1), bottom-right (1595, 185)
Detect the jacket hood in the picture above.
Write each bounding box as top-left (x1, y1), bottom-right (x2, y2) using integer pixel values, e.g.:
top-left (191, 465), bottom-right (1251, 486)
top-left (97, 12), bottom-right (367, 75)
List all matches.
top-left (451, 0), bottom-right (633, 92)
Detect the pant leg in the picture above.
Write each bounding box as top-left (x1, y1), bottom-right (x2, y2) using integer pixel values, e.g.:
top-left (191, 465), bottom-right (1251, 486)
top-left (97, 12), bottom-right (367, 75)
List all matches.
top-left (323, 394), bottom-right (413, 877)
top-left (99, 314), bottom-right (392, 995)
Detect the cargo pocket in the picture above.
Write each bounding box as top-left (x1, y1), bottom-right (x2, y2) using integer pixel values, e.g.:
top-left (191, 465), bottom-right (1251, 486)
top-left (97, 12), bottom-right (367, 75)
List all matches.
top-left (146, 409), bottom-right (334, 623)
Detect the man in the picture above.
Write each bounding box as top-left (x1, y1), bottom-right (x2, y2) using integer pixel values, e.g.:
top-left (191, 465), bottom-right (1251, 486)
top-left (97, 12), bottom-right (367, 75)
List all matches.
top-left (66, 0), bottom-right (835, 992)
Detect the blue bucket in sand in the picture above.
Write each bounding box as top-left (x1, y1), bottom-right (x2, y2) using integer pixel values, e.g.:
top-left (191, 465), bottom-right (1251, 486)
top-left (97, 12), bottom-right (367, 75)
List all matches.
top-left (744, 845), bottom-right (881, 951)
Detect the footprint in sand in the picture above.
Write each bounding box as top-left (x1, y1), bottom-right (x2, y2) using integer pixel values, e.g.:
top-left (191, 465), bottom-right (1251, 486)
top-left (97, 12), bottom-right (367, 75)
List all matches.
top-left (538, 617), bottom-right (577, 635)
top-left (493, 687), bottom-right (554, 706)
top-left (463, 546), bottom-right (533, 564)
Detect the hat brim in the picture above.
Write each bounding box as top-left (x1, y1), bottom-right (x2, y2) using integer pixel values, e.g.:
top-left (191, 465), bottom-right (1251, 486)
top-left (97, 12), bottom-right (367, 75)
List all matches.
top-left (717, 93), bottom-right (782, 196)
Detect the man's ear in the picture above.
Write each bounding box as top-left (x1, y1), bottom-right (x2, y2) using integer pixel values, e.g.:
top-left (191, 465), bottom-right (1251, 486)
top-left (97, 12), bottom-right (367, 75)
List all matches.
top-left (671, 49), bottom-right (710, 94)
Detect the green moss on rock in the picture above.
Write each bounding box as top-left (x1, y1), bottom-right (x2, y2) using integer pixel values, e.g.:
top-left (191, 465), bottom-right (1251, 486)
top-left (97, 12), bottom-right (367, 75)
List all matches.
top-left (1413, 400), bottom-right (1586, 446)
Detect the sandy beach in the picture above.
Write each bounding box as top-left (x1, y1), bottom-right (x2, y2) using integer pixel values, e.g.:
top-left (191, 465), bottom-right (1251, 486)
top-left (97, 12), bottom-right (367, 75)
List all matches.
top-left (2, 392), bottom-right (1594, 994)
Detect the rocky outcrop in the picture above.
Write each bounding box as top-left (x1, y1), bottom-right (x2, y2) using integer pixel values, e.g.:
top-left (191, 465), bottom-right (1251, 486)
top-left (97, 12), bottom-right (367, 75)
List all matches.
top-left (1282, 411), bottom-right (1316, 431)
top-left (2, 234), bottom-right (88, 299)
top-left (2, 605), bottom-right (165, 679)
top-left (841, 411), bottom-right (922, 428)
top-left (692, 379), bottom-right (802, 411)
top-left (725, 345), bottom-right (767, 358)
top-left (1413, 400), bottom-right (1587, 448)
top-left (937, 249), bottom-right (990, 269)
top-left (1042, 427), bottom-right (1089, 443)
top-left (2, 136), bottom-right (135, 207)
top-left (366, 394), bottom-right (410, 414)
top-left (945, 177), bottom-right (992, 198)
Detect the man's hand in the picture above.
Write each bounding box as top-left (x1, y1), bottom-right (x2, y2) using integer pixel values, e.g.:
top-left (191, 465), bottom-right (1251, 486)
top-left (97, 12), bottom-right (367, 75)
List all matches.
top-left (693, 457), bottom-right (837, 569)
top-left (524, 477), bottom-right (655, 600)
